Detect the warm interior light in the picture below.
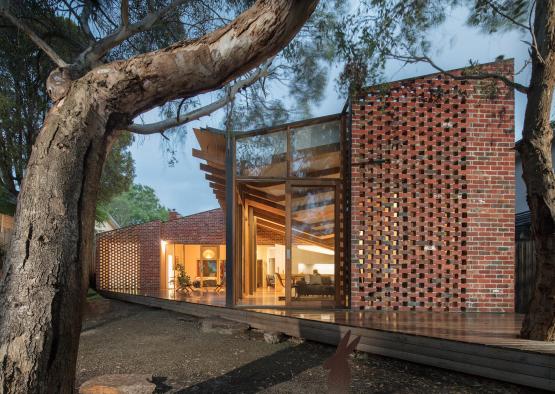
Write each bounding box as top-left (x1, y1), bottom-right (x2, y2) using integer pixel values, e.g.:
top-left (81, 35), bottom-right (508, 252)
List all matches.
top-left (297, 244), bottom-right (334, 255)
top-left (202, 248), bottom-right (216, 259)
top-left (167, 254), bottom-right (174, 289)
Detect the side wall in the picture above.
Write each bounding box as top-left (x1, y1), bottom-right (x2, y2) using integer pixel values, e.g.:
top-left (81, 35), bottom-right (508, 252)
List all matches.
top-left (95, 212), bottom-right (228, 292)
top-left (350, 60), bottom-right (515, 312)
top-left (96, 221), bottom-right (161, 290)
top-left (464, 61), bottom-right (515, 312)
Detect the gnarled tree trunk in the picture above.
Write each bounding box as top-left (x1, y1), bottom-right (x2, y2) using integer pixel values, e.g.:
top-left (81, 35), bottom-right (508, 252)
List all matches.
top-left (520, 0), bottom-right (555, 341)
top-left (0, 1), bottom-right (318, 392)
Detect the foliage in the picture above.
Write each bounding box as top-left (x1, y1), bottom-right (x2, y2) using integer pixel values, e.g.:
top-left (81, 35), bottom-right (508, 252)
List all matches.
top-left (97, 132), bottom-right (136, 212)
top-left (332, 0), bottom-right (530, 94)
top-left (2, 1), bottom-right (345, 156)
top-left (102, 184), bottom-right (169, 227)
top-left (0, 7), bottom-right (136, 219)
top-left (176, 264), bottom-right (191, 288)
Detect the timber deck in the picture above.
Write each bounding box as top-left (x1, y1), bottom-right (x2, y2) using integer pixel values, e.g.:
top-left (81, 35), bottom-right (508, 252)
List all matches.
top-left (100, 290), bottom-right (555, 391)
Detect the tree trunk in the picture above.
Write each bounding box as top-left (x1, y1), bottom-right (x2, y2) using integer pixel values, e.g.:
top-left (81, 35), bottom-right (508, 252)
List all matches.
top-left (0, 87), bottom-right (113, 392)
top-left (519, 0), bottom-right (555, 341)
top-left (0, 1), bottom-right (318, 392)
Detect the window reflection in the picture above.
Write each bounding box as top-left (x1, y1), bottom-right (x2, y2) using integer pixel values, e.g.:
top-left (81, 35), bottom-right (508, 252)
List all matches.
top-left (291, 186), bottom-right (336, 301)
top-left (291, 120), bottom-right (341, 178)
top-left (236, 131), bottom-right (287, 177)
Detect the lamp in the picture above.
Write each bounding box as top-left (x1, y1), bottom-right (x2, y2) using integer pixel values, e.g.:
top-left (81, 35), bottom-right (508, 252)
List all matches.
top-left (202, 248), bottom-right (216, 259)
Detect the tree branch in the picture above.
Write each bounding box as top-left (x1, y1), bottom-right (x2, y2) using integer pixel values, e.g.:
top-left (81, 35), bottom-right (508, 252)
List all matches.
top-left (121, 0), bottom-right (129, 29)
top-left (128, 59), bottom-right (273, 135)
top-left (0, 7), bottom-right (68, 68)
top-left (528, 0), bottom-right (545, 65)
top-left (76, 0), bottom-right (190, 69)
top-left (79, 1), bottom-right (95, 42)
top-left (391, 54), bottom-right (529, 94)
top-left (484, 0), bottom-right (529, 30)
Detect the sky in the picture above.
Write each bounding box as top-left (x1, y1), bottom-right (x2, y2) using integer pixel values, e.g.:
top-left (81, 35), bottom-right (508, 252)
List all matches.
top-left (130, 5), bottom-right (530, 216)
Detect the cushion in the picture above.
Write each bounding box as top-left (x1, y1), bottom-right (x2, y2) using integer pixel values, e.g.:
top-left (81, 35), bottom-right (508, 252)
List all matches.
top-left (309, 274), bottom-right (322, 285)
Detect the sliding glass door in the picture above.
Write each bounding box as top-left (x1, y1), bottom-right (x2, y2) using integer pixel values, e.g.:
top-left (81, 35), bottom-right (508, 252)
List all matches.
top-left (232, 114), bottom-right (345, 308)
top-left (286, 183), bottom-right (338, 307)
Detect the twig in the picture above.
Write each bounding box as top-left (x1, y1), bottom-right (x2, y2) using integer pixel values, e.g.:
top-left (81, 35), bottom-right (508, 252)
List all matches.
top-left (176, 98), bottom-right (187, 123)
top-left (128, 59), bottom-right (273, 134)
top-left (527, 0), bottom-right (545, 65)
top-left (0, 7), bottom-right (68, 68)
top-left (76, 0), bottom-right (190, 68)
top-left (121, 0), bottom-right (129, 28)
top-left (484, 0), bottom-right (529, 30)
top-left (79, 1), bottom-right (95, 42)
top-left (390, 53), bottom-right (529, 94)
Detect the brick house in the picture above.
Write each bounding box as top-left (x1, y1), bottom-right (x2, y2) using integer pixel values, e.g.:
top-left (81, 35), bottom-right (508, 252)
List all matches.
top-left (97, 60), bottom-right (515, 312)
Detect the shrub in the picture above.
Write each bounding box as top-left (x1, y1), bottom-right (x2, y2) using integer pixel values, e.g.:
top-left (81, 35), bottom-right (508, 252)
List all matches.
top-left (176, 264), bottom-right (191, 288)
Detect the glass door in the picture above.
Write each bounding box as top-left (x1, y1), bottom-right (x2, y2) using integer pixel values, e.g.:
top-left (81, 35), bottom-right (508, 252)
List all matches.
top-left (286, 184), bottom-right (337, 306)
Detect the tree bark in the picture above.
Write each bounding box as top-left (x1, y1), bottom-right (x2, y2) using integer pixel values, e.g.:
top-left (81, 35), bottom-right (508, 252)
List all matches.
top-left (0, 1), bottom-right (318, 392)
top-left (519, 0), bottom-right (555, 341)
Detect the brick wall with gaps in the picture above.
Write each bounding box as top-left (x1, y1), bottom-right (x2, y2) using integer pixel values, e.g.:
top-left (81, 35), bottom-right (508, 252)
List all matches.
top-left (350, 60), bottom-right (515, 312)
top-left (97, 221), bottom-right (161, 290)
top-left (97, 210), bottom-right (227, 291)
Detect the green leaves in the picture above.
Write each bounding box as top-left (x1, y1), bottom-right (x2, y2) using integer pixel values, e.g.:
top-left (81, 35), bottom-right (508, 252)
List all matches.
top-left (331, 0), bottom-right (530, 93)
top-left (466, 0), bottom-right (530, 33)
top-left (101, 183), bottom-right (169, 227)
top-left (97, 131), bottom-right (136, 207)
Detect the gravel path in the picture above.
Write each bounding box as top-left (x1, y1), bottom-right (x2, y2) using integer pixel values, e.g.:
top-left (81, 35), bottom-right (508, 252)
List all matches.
top-left (77, 298), bottom-right (543, 393)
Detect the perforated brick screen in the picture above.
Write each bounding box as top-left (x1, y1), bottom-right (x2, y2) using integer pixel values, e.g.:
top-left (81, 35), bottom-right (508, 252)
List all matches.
top-left (97, 221), bottom-right (161, 290)
top-left (350, 60), bottom-right (515, 312)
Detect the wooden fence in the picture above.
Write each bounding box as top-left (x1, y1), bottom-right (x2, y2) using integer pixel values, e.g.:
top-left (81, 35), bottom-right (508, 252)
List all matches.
top-left (515, 239), bottom-right (537, 313)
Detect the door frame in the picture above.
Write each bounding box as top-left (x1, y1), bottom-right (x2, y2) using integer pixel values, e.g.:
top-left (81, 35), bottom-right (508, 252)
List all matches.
top-left (285, 180), bottom-right (340, 307)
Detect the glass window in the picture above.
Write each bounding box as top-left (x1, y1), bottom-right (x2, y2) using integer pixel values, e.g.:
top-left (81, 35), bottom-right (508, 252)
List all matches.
top-left (291, 120), bottom-right (341, 178)
top-left (290, 186), bottom-right (336, 302)
top-left (236, 131), bottom-right (287, 177)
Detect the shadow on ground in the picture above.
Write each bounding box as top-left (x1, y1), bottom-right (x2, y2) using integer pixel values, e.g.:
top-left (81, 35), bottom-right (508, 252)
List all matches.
top-left (158, 343), bottom-right (326, 393)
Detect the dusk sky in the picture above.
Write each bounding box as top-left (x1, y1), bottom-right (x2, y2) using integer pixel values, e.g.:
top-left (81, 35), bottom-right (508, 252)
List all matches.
top-left (130, 5), bottom-right (530, 216)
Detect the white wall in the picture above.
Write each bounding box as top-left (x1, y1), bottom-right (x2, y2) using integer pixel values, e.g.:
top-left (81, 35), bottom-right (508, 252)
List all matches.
top-left (291, 246), bottom-right (334, 275)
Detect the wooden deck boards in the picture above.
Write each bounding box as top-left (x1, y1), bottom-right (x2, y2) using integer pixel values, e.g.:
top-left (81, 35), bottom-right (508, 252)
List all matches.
top-left (100, 290), bottom-right (555, 391)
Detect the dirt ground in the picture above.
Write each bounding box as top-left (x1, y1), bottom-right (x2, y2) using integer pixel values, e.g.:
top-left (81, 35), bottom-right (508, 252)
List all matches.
top-left (77, 298), bottom-right (543, 393)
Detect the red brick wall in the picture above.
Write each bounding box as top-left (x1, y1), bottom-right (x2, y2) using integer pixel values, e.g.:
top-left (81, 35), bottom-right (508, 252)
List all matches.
top-left (464, 61), bottom-right (515, 312)
top-left (97, 209), bottom-right (226, 291)
top-left (161, 208), bottom-right (225, 244)
top-left (96, 221), bottom-right (161, 290)
top-left (256, 225), bottom-right (285, 245)
top-left (350, 60), bottom-right (514, 312)
top-left (138, 221), bottom-right (163, 289)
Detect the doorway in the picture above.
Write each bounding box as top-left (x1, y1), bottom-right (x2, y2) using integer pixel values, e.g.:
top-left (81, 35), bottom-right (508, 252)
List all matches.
top-left (235, 180), bottom-right (339, 308)
top-left (287, 183), bottom-right (338, 307)
top-left (193, 112), bottom-right (349, 308)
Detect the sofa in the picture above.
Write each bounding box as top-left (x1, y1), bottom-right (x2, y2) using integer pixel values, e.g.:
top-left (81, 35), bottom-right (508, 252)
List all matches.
top-left (293, 276), bottom-right (334, 298)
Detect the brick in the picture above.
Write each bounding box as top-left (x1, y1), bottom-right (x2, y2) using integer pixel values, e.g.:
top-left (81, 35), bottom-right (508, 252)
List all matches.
top-left (350, 60), bottom-right (515, 312)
